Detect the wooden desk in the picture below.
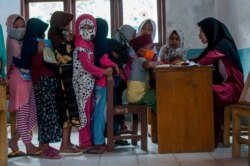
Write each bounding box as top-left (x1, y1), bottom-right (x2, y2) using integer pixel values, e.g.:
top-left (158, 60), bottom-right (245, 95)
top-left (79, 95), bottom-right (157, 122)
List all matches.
top-left (154, 66), bottom-right (214, 153)
top-left (0, 82), bottom-right (7, 165)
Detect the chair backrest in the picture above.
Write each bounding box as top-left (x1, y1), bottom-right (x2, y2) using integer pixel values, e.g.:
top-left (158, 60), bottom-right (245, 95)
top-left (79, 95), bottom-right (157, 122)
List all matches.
top-left (239, 71), bottom-right (250, 105)
top-left (107, 76), bottom-right (114, 112)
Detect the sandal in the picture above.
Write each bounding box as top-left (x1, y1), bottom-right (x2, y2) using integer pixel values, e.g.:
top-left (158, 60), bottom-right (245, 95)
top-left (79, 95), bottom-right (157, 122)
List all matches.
top-left (41, 147), bottom-right (61, 159)
top-left (114, 140), bottom-right (131, 146)
top-left (85, 145), bottom-right (106, 154)
top-left (60, 146), bottom-right (83, 156)
top-left (8, 150), bottom-right (25, 158)
top-left (26, 150), bottom-right (42, 157)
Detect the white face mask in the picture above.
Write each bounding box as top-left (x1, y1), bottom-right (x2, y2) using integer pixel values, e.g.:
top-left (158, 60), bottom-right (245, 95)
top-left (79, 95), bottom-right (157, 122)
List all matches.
top-left (8, 28), bottom-right (26, 40)
top-left (79, 19), bottom-right (95, 41)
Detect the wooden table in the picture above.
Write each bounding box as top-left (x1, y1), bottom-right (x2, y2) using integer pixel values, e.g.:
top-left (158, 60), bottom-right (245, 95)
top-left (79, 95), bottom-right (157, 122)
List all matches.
top-left (154, 66), bottom-right (214, 153)
top-left (0, 81), bottom-right (7, 165)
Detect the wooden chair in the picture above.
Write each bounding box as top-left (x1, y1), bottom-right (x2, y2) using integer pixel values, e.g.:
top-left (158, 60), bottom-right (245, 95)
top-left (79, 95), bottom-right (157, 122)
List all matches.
top-left (232, 72), bottom-right (250, 161)
top-left (106, 77), bottom-right (148, 151)
top-left (223, 105), bottom-right (248, 147)
top-left (0, 81), bottom-right (7, 166)
top-left (223, 105), bottom-right (232, 147)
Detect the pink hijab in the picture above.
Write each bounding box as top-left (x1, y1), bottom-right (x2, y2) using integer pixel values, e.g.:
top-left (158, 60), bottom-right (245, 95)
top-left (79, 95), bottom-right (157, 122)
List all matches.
top-left (6, 14), bottom-right (25, 71)
top-left (74, 14), bottom-right (96, 51)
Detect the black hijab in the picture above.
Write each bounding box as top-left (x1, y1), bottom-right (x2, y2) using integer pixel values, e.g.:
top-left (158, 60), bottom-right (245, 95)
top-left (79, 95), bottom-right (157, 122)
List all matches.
top-left (14, 18), bottom-right (48, 69)
top-left (93, 18), bottom-right (112, 67)
top-left (197, 17), bottom-right (243, 73)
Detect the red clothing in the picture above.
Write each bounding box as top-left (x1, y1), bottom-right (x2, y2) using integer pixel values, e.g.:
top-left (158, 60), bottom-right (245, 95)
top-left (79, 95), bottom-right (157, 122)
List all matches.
top-left (95, 53), bottom-right (117, 87)
top-left (198, 50), bottom-right (244, 107)
top-left (32, 53), bottom-right (54, 83)
top-left (78, 51), bottom-right (104, 78)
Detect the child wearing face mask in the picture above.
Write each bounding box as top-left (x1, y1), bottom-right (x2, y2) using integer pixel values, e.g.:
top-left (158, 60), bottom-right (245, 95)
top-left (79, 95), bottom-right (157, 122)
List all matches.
top-left (48, 11), bottom-right (82, 155)
top-left (127, 34), bottom-right (163, 112)
top-left (158, 28), bottom-right (186, 64)
top-left (73, 14), bottom-right (113, 150)
top-left (137, 19), bottom-right (157, 60)
top-left (6, 14), bottom-right (41, 157)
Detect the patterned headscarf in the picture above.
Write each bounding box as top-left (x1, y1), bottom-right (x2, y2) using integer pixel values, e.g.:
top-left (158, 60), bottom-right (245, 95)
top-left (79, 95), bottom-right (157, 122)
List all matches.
top-left (74, 14), bottom-right (96, 51)
top-left (48, 11), bottom-right (74, 49)
top-left (165, 28), bottom-right (185, 49)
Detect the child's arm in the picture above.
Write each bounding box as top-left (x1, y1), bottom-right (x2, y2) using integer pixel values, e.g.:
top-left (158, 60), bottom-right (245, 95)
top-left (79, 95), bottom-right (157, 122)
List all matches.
top-left (100, 53), bottom-right (119, 75)
top-left (100, 53), bottom-right (118, 68)
top-left (142, 60), bottom-right (163, 69)
top-left (78, 51), bottom-right (113, 78)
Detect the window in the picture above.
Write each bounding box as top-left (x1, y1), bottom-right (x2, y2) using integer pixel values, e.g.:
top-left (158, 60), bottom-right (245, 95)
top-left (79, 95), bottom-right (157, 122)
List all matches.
top-left (21, 0), bottom-right (165, 46)
top-left (75, 0), bottom-right (111, 37)
top-left (122, 0), bottom-right (158, 42)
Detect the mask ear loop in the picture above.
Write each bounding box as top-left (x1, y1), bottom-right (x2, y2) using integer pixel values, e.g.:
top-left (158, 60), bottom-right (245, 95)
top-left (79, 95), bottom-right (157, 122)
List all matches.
top-left (117, 29), bottom-right (130, 48)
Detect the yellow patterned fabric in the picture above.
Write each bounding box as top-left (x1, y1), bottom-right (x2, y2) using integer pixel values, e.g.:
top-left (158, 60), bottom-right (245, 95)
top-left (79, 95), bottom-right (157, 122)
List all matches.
top-left (127, 80), bottom-right (147, 103)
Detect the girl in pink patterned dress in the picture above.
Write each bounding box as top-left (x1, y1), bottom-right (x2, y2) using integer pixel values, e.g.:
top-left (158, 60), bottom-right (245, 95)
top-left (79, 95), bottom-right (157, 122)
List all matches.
top-left (73, 14), bottom-right (113, 149)
top-left (6, 14), bottom-right (40, 156)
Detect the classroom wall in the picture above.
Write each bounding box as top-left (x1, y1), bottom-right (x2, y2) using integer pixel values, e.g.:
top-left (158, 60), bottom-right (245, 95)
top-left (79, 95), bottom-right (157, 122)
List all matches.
top-left (164, 0), bottom-right (250, 79)
top-left (0, 0), bottom-right (20, 42)
top-left (0, 0), bottom-right (249, 78)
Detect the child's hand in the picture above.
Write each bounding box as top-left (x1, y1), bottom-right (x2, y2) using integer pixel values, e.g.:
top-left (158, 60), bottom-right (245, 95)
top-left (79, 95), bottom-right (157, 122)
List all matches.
top-left (66, 31), bottom-right (74, 41)
top-left (111, 51), bottom-right (119, 59)
top-left (38, 40), bottom-right (45, 54)
top-left (104, 67), bottom-right (113, 76)
top-left (157, 61), bottom-right (164, 65)
top-left (114, 67), bottom-right (120, 76)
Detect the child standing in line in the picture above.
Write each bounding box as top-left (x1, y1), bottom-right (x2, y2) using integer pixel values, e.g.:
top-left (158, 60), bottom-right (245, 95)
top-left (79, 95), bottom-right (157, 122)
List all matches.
top-left (6, 14), bottom-right (41, 156)
top-left (73, 14), bottom-right (113, 150)
top-left (91, 18), bottom-right (118, 152)
top-left (108, 25), bottom-right (136, 144)
top-left (158, 28), bottom-right (186, 64)
top-left (48, 11), bottom-right (82, 155)
top-left (28, 18), bottom-right (61, 159)
top-left (127, 34), bottom-right (163, 111)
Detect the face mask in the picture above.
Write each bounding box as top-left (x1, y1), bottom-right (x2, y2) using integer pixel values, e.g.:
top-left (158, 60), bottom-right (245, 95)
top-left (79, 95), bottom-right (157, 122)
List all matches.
top-left (142, 49), bottom-right (155, 61)
top-left (8, 28), bottom-right (26, 40)
top-left (79, 19), bottom-right (96, 41)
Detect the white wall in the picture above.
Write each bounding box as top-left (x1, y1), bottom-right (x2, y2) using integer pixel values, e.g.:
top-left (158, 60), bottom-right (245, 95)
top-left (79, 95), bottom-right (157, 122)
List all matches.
top-left (0, 0), bottom-right (20, 42)
top-left (165, 0), bottom-right (250, 49)
top-left (165, 0), bottom-right (216, 49)
top-left (1, 0), bottom-right (250, 49)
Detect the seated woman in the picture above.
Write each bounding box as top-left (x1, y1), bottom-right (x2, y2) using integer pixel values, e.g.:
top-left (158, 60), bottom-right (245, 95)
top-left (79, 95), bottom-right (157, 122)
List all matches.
top-left (195, 17), bottom-right (244, 147)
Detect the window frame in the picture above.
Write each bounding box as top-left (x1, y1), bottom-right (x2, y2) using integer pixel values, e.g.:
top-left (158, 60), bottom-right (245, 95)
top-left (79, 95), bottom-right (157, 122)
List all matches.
top-left (21, 0), bottom-right (166, 47)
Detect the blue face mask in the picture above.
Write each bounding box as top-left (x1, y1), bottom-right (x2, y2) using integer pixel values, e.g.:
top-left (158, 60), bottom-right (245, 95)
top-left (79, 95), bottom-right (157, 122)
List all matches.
top-left (8, 28), bottom-right (26, 40)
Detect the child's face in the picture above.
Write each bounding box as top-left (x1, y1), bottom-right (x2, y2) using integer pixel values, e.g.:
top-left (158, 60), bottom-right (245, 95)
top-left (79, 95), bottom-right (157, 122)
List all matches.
top-left (140, 21), bottom-right (153, 36)
top-left (137, 43), bottom-right (154, 58)
top-left (168, 32), bottom-right (181, 49)
top-left (79, 20), bottom-right (96, 41)
top-left (13, 18), bottom-right (25, 29)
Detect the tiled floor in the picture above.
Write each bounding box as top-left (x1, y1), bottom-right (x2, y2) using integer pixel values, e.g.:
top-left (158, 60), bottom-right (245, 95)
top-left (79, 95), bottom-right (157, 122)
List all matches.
top-left (8, 126), bottom-right (249, 166)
